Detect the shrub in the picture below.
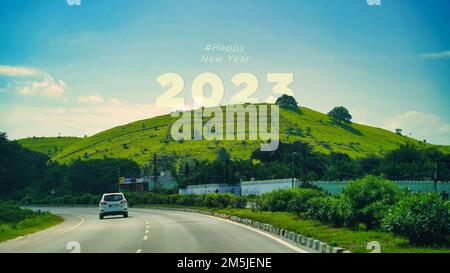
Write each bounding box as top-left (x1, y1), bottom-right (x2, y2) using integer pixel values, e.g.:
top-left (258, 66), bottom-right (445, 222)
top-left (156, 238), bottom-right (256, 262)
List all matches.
top-left (20, 195), bottom-right (35, 205)
top-left (89, 195), bottom-right (101, 205)
top-left (80, 193), bottom-right (94, 205)
top-left (258, 188), bottom-right (325, 212)
top-left (306, 196), bottom-right (352, 227)
top-left (0, 203), bottom-right (37, 223)
top-left (382, 193), bottom-right (450, 246)
top-left (287, 188), bottom-right (327, 214)
top-left (175, 194), bottom-right (203, 206)
top-left (258, 189), bottom-right (296, 212)
top-left (343, 176), bottom-right (401, 229)
top-left (143, 193), bottom-right (169, 204)
top-left (62, 194), bottom-right (75, 205)
top-left (201, 193), bottom-right (243, 208)
top-left (37, 196), bottom-right (52, 205)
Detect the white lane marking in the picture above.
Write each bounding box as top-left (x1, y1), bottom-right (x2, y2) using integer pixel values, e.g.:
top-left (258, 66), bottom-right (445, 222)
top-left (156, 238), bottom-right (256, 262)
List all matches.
top-left (60, 215), bottom-right (85, 234)
top-left (136, 249), bottom-right (142, 253)
top-left (145, 230), bottom-right (149, 234)
top-left (143, 235), bottom-right (148, 241)
top-left (201, 214), bottom-right (309, 253)
top-left (146, 225), bottom-right (149, 229)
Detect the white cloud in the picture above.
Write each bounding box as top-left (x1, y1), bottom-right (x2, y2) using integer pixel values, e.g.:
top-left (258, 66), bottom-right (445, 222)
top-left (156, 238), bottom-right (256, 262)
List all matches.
top-left (0, 101), bottom-right (171, 139)
top-left (420, 50), bottom-right (450, 60)
top-left (0, 64), bottom-right (66, 98)
top-left (77, 95), bottom-right (127, 106)
top-left (383, 111), bottom-right (450, 145)
top-left (108, 97), bottom-right (125, 105)
top-left (350, 109), bottom-right (371, 126)
top-left (77, 95), bottom-right (105, 104)
top-left (0, 65), bottom-right (37, 76)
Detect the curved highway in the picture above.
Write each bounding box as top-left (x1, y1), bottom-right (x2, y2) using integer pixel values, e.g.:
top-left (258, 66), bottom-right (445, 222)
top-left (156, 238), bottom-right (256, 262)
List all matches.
top-left (0, 207), bottom-right (310, 253)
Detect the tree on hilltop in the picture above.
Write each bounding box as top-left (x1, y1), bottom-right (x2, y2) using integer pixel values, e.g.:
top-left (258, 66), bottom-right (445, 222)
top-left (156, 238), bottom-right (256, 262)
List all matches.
top-left (328, 106), bottom-right (352, 124)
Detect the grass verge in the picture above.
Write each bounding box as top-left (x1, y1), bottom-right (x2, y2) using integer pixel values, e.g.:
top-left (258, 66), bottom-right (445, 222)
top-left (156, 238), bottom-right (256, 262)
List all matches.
top-left (137, 204), bottom-right (450, 253)
top-left (0, 212), bottom-right (64, 242)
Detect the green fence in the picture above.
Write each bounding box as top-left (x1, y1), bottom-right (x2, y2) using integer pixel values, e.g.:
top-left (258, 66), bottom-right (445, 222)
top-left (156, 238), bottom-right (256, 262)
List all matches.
top-left (310, 181), bottom-right (450, 194)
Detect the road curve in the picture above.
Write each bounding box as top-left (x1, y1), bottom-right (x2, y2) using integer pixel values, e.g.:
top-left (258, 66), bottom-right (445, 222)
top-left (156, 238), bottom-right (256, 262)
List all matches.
top-left (0, 207), bottom-right (310, 253)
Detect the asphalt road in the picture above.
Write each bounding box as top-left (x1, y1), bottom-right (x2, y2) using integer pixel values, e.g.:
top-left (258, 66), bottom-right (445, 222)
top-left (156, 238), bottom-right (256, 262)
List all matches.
top-left (0, 207), bottom-right (310, 253)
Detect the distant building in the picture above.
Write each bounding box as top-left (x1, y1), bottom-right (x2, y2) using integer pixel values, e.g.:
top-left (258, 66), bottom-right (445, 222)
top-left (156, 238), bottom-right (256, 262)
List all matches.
top-left (120, 171), bottom-right (177, 193)
top-left (178, 179), bottom-right (450, 196)
top-left (179, 183), bottom-right (241, 195)
top-left (178, 178), bottom-right (299, 196)
top-left (241, 178), bottom-right (300, 196)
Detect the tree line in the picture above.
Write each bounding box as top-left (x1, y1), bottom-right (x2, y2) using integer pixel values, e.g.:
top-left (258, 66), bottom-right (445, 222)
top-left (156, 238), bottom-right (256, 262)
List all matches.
top-left (1, 130), bottom-right (449, 201)
top-left (176, 141), bottom-right (450, 187)
top-left (0, 132), bottom-right (140, 200)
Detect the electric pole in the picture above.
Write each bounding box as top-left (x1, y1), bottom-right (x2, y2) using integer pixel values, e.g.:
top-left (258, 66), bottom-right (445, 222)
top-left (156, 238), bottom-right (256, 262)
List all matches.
top-left (152, 153), bottom-right (158, 188)
top-left (434, 160), bottom-right (437, 193)
top-left (118, 166), bottom-right (121, 192)
top-left (302, 143), bottom-right (308, 186)
top-left (291, 152), bottom-right (297, 188)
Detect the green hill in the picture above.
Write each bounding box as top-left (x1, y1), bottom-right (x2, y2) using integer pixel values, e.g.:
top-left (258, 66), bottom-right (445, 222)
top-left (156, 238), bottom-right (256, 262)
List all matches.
top-left (17, 105), bottom-right (450, 165)
top-left (16, 136), bottom-right (82, 157)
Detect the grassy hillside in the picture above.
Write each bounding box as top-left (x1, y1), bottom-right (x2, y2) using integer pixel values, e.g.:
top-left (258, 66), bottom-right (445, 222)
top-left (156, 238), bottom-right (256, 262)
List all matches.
top-left (16, 136), bottom-right (81, 157)
top-left (36, 104), bottom-right (449, 166)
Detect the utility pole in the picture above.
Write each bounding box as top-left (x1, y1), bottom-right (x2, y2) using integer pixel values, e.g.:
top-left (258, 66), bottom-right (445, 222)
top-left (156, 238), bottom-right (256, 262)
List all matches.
top-left (291, 152), bottom-right (297, 188)
top-left (152, 153), bottom-right (158, 188)
top-left (302, 143), bottom-right (307, 186)
top-left (434, 160), bottom-right (437, 193)
top-left (118, 166), bottom-right (121, 192)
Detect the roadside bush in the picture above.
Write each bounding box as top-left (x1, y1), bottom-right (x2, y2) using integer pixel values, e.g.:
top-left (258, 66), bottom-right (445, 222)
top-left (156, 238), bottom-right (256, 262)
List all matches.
top-left (37, 196), bottom-right (53, 205)
top-left (0, 203), bottom-right (37, 223)
top-left (306, 196), bottom-right (352, 227)
top-left (258, 188), bottom-right (325, 212)
top-left (89, 195), bottom-right (101, 205)
top-left (143, 193), bottom-right (167, 204)
top-left (124, 192), bottom-right (144, 206)
top-left (175, 194), bottom-right (203, 206)
top-left (20, 195), bottom-right (35, 205)
top-left (382, 193), bottom-right (450, 246)
top-left (80, 193), bottom-right (93, 205)
top-left (201, 193), bottom-right (245, 208)
top-left (287, 188), bottom-right (327, 214)
top-left (62, 194), bottom-right (75, 205)
top-left (16, 212), bottom-right (53, 228)
top-left (73, 196), bottom-right (82, 205)
top-left (343, 175), bottom-right (401, 229)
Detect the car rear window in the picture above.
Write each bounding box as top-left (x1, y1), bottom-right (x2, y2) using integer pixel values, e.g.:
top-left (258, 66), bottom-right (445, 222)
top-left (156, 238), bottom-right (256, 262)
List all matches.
top-left (104, 194), bottom-right (123, 202)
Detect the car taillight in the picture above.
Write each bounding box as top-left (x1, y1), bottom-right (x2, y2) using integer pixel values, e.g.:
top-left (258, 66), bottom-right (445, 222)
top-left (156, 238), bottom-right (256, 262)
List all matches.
top-left (120, 200), bottom-right (127, 204)
top-left (101, 202), bottom-right (107, 205)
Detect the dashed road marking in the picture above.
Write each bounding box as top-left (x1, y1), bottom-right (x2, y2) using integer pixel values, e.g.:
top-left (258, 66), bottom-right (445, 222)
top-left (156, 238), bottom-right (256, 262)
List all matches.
top-left (136, 249), bottom-right (142, 253)
top-left (145, 230), bottom-right (149, 234)
top-left (143, 235), bottom-right (148, 241)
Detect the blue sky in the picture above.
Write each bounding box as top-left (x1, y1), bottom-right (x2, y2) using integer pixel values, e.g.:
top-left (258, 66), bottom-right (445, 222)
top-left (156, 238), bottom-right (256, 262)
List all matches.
top-left (0, 0), bottom-right (449, 144)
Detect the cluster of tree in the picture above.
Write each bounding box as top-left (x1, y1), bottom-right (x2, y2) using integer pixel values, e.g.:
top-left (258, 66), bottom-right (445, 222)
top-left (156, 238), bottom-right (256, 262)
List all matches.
top-left (276, 94), bottom-right (353, 125)
top-left (258, 176), bottom-right (450, 246)
top-left (176, 141), bottom-right (450, 187)
top-left (0, 132), bottom-right (140, 200)
top-left (275, 94), bottom-right (299, 111)
top-left (2, 128), bottom-right (450, 200)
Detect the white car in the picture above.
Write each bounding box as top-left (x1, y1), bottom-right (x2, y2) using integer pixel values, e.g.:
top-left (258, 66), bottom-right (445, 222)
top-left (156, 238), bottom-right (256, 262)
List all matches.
top-left (99, 193), bottom-right (128, 219)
